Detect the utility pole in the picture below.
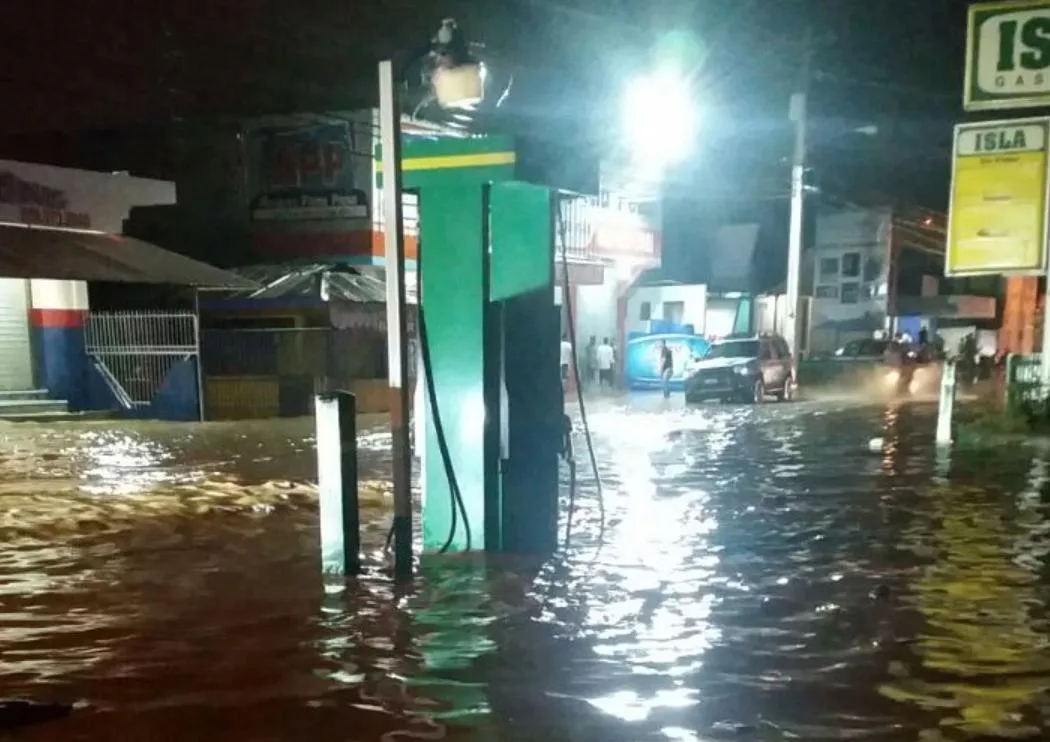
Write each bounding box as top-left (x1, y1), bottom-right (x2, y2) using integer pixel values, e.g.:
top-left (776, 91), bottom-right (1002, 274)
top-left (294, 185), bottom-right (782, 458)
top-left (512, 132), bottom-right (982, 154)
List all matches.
top-left (784, 28), bottom-right (812, 362)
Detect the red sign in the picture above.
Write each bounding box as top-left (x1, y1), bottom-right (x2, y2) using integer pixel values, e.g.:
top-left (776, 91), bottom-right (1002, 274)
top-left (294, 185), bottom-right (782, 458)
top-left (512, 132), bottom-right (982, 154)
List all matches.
top-left (269, 140), bottom-right (347, 189)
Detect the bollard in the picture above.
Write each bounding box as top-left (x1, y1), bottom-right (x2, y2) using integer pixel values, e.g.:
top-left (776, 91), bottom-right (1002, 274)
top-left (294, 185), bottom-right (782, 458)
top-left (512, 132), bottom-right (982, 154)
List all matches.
top-left (935, 360), bottom-right (956, 447)
top-left (315, 391), bottom-right (360, 575)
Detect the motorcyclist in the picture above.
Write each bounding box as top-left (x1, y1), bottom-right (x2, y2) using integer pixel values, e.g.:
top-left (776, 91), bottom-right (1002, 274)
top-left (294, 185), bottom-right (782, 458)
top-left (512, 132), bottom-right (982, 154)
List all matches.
top-left (883, 334), bottom-right (915, 395)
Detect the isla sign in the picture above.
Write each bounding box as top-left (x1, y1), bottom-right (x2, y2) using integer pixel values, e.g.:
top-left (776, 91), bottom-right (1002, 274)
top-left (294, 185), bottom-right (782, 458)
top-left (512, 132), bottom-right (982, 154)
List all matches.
top-left (966, 0), bottom-right (1050, 111)
top-left (946, 118), bottom-right (1050, 276)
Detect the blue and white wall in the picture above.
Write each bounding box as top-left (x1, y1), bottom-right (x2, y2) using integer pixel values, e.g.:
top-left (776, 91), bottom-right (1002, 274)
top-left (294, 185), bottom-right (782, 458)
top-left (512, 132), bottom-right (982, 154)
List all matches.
top-left (0, 160), bottom-right (175, 398)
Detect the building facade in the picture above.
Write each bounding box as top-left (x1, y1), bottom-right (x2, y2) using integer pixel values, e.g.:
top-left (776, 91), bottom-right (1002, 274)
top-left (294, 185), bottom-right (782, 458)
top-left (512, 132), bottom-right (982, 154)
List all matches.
top-left (807, 205), bottom-right (894, 353)
top-left (0, 160), bottom-right (175, 398)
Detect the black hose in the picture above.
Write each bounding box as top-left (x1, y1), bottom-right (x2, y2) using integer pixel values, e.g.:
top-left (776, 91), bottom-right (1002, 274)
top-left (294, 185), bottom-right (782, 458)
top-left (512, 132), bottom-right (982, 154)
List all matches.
top-left (418, 301), bottom-right (472, 553)
top-left (383, 237), bottom-right (472, 555)
top-left (554, 197), bottom-right (606, 555)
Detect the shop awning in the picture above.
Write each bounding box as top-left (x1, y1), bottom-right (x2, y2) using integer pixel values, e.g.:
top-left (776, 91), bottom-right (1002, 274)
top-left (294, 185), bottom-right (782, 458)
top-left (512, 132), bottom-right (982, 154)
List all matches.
top-left (217, 263), bottom-right (418, 303)
top-left (0, 222), bottom-right (255, 288)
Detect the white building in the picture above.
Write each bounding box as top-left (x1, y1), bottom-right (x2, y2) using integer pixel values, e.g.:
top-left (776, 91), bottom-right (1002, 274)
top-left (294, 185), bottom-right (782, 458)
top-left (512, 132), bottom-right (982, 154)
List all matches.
top-left (807, 205), bottom-right (893, 354)
top-left (0, 161), bottom-right (175, 394)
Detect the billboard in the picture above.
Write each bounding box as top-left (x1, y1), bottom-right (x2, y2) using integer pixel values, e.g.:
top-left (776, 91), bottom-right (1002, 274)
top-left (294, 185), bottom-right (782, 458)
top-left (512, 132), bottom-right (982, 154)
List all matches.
top-left (625, 333), bottom-right (710, 391)
top-left (965, 0), bottom-right (1050, 111)
top-left (246, 119), bottom-right (370, 224)
top-left (946, 117), bottom-right (1050, 276)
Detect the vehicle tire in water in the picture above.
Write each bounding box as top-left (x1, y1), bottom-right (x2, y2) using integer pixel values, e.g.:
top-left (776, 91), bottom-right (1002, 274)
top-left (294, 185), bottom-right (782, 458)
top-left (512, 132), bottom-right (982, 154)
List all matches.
top-left (750, 379), bottom-right (764, 404)
top-left (776, 381), bottom-right (795, 402)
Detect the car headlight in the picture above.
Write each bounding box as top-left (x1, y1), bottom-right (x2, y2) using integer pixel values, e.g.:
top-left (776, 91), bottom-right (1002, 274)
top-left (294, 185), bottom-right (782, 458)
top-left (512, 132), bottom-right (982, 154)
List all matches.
top-left (734, 364), bottom-right (752, 375)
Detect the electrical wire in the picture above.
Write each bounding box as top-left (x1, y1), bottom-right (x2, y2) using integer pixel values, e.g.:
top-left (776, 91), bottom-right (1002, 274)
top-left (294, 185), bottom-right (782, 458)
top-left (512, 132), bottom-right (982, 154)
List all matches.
top-left (554, 194), bottom-right (606, 557)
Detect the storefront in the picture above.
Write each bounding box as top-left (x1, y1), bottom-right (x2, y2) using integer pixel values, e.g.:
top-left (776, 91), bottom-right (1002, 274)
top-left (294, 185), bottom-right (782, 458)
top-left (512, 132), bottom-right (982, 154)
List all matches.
top-left (0, 160), bottom-right (175, 395)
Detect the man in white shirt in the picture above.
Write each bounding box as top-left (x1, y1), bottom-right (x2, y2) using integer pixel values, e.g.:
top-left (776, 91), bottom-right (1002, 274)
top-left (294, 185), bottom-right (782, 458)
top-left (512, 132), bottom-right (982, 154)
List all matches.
top-left (596, 337), bottom-right (615, 390)
top-left (560, 334), bottom-right (573, 388)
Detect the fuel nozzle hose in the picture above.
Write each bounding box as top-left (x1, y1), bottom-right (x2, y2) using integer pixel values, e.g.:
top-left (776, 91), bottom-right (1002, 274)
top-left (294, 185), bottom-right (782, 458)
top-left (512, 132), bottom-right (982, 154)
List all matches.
top-left (384, 237), bottom-right (472, 556)
top-left (554, 196), bottom-right (606, 557)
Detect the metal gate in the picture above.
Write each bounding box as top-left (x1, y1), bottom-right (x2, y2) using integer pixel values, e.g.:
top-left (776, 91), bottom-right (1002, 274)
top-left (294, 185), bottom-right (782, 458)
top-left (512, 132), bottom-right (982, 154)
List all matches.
top-left (84, 311), bottom-right (200, 410)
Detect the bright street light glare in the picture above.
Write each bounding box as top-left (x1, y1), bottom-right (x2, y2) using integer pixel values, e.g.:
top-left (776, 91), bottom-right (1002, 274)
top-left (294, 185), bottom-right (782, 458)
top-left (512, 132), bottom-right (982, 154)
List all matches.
top-left (621, 69), bottom-right (697, 172)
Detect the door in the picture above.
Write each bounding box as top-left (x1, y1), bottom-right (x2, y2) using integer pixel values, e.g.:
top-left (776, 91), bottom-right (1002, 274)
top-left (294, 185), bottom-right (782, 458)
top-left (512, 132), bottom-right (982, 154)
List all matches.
top-left (759, 338), bottom-right (780, 389)
top-left (0, 279), bottom-right (34, 391)
top-left (771, 335), bottom-right (793, 390)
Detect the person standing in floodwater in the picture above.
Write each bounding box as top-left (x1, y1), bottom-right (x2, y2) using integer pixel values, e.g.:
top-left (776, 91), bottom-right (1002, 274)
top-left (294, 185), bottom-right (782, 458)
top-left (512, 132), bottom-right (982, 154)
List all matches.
top-left (583, 336), bottom-right (598, 390)
top-left (596, 337), bottom-right (615, 391)
top-left (659, 340), bottom-right (673, 399)
top-left (560, 334), bottom-right (573, 389)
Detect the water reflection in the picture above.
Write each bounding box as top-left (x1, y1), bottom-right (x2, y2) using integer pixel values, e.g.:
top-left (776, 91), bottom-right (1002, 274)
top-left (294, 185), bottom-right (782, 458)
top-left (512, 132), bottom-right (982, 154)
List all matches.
top-left (2, 402), bottom-right (1050, 739)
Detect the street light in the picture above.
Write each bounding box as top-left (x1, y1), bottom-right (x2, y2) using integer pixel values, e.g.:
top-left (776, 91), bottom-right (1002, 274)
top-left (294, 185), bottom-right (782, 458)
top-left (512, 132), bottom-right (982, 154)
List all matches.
top-left (621, 68), bottom-right (698, 175)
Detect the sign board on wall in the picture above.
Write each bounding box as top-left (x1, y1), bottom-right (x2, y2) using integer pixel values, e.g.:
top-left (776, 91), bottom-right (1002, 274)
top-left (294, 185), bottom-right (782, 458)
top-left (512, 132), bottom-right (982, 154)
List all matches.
top-left (965, 0), bottom-right (1050, 111)
top-left (0, 171), bottom-right (91, 228)
top-left (625, 333), bottom-right (709, 390)
top-left (946, 117), bottom-right (1050, 276)
top-left (246, 119), bottom-right (370, 223)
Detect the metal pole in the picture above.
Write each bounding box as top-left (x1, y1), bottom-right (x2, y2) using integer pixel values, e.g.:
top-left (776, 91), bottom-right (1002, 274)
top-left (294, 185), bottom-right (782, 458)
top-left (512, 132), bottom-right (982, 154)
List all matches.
top-left (1041, 246), bottom-right (1050, 396)
top-left (192, 289), bottom-right (205, 421)
top-left (784, 31), bottom-right (811, 363)
top-left (315, 391), bottom-right (360, 575)
top-left (379, 59), bottom-right (413, 581)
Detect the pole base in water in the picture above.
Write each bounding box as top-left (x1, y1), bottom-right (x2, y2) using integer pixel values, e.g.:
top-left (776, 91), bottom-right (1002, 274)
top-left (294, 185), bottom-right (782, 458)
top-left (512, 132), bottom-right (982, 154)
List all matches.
top-left (935, 361), bottom-right (956, 447)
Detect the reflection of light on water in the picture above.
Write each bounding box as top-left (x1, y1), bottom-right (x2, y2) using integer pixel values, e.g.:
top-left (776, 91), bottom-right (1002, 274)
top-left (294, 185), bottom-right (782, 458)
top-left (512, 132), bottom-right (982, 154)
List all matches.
top-left (76, 432), bottom-right (191, 496)
top-left (586, 687), bottom-right (697, 723)
top-left (886, 466), bottom-right (1050, 738)
top-left (578, 406), bottom-right (722, 715)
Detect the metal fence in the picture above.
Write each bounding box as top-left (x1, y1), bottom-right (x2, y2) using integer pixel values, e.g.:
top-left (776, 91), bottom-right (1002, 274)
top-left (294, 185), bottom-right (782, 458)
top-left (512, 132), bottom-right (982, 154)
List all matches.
top-left (84, 311), bottom-right (199, 406)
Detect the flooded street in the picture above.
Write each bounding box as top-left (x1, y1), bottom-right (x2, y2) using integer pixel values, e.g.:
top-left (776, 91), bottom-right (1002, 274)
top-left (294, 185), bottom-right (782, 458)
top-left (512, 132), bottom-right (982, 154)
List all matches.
top-left (2, 397), bottom-right (1050, 740)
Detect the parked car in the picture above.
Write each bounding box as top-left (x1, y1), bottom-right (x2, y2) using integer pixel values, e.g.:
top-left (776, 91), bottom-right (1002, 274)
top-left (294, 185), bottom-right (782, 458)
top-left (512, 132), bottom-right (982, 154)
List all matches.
top-left (684, 334), bottom-right (795, 404)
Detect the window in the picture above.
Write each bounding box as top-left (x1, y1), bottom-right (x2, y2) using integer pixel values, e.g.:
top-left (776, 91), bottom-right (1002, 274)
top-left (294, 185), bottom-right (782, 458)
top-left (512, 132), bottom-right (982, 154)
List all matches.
top-left (840, 282), bottom-right (860, 304)
top-left (816, 285), bottom-right (839, 299)
top-left (704, 340), bottom-right (759, 359)
top-left (819, 257), bottom-right (839, 278)
top-left (863, 256), bottom-right (881, 282)
top-left (772, 336), bottom-right (790, 359)
top-left (841, 252), bottom-right (861, 278)
top-left (760, 340), bottom-right (775, 360)
top-left (639, 301), bottom-right (651, 321)
top-left (663, 300), bottom-right (685, 325)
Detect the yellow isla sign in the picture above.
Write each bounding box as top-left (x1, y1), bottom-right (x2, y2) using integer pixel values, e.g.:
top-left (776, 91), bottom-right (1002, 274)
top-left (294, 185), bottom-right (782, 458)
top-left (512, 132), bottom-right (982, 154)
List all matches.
top-left (947, 117), bottom-right (1050, 276)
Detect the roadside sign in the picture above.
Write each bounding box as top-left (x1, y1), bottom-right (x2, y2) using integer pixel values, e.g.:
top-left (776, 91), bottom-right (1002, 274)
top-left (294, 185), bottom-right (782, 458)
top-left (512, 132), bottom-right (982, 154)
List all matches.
top-left (946, 117), bottom-right (1050, 276)
top-left (965, 0), bottom-right (1050, 111)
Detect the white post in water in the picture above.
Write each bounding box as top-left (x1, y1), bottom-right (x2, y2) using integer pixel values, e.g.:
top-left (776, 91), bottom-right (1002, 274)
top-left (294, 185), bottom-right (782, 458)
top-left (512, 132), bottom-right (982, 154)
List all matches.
top-left (315, 391), bottom-right (360, 575)
top-left (379, 59), bottom-right (413, 581)
top-left (935, 360), bottom-right (956, 447)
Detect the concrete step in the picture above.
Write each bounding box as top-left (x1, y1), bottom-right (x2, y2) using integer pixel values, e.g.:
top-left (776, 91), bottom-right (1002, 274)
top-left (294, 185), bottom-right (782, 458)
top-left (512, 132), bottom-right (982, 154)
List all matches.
top-left (0, 410), bottom-right (115, 423)
top-left (0, 389), bottom-right (50, 402)
top-left (0, 398), bottom-right (68, 416)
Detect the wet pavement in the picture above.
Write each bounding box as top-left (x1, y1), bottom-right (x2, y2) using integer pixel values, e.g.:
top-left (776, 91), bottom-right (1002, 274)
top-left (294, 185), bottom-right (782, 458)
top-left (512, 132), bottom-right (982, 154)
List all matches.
top-left (1, 396), bottom-right (1050, 740)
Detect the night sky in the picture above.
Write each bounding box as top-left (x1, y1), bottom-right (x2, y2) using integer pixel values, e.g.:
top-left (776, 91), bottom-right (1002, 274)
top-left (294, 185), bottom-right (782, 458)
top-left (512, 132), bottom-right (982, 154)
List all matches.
top-left (0, 0), bottom-right (973, 211)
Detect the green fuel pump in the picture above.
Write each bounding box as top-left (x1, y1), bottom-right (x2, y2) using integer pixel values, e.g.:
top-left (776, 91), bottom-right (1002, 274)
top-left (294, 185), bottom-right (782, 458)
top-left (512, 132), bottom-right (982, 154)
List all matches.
top-left (379, 135), bottom-right (573, 556)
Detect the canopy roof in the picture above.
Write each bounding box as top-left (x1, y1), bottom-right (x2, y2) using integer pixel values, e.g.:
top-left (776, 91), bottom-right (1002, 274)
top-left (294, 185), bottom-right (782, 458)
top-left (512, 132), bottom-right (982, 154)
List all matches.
top-left (223, 263), bottom-right (418, 303)
top-left (0, 222), bottom-right (255, 288)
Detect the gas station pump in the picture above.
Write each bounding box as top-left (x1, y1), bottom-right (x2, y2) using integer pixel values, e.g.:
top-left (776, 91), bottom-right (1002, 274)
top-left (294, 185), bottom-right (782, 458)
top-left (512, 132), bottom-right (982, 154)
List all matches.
top-left (396, 152), bottom-right (565, 556)
top-left (377, 22), bottom-right (597, 566)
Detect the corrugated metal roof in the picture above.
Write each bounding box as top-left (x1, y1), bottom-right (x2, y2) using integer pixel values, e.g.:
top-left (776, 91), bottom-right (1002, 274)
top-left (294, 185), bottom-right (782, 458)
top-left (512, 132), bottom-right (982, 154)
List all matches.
top-left (0, 222), bottom-right (255, 288)
top-left (224, 263), bottom-right (418, 304)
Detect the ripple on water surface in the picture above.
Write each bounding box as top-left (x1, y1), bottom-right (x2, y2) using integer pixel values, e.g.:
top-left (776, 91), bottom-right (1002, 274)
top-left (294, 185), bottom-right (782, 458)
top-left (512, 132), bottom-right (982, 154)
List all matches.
top-left (1, 401), bottom-right (1050, 740)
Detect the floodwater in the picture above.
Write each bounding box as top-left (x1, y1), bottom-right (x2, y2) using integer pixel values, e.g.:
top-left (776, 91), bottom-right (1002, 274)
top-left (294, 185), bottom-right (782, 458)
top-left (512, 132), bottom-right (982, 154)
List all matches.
top-left (2, 396), bottom-right (1050, 740)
